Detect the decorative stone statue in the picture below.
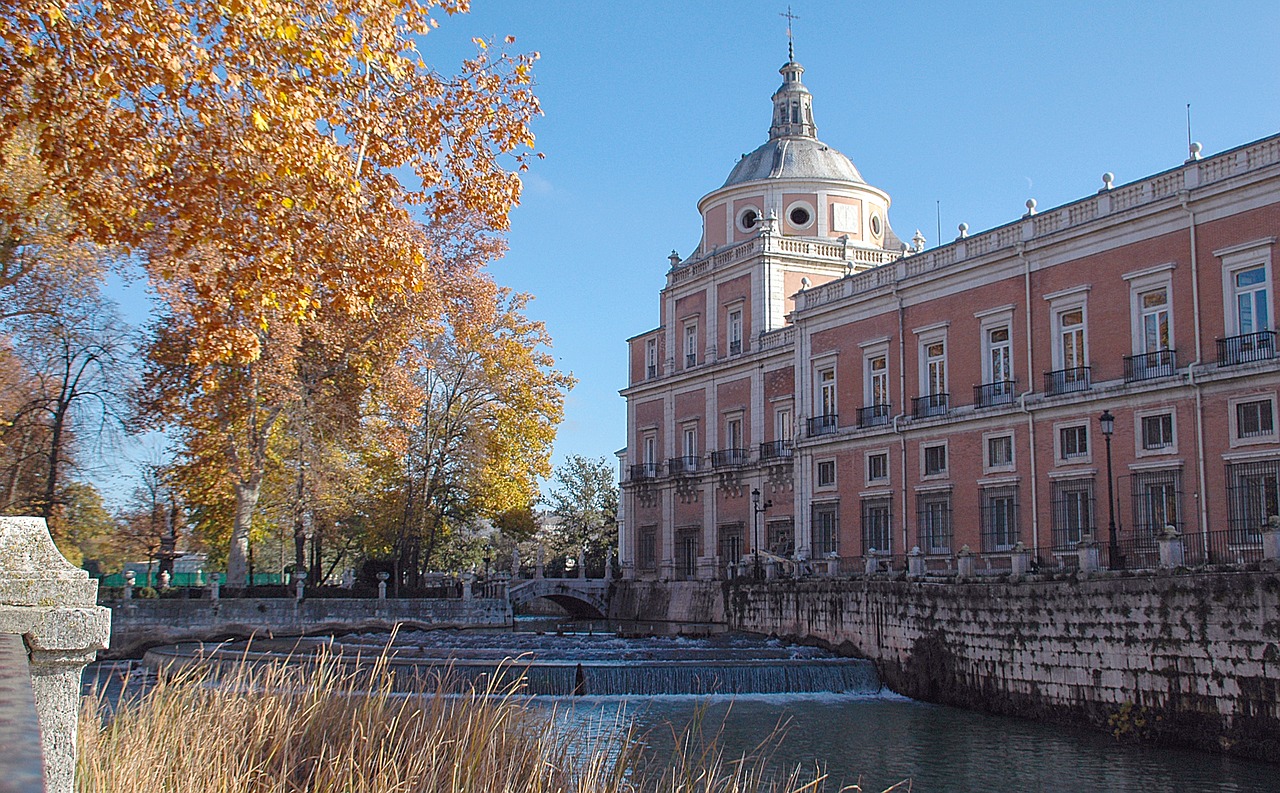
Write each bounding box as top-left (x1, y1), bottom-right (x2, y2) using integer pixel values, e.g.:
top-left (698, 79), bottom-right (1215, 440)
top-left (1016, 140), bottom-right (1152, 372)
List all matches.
top-left (577, 548), bottom-right (586, 579)
top-left (535, 545), bottom-right (545, 579)
top-left (511, 547), bottom-right (521, 578)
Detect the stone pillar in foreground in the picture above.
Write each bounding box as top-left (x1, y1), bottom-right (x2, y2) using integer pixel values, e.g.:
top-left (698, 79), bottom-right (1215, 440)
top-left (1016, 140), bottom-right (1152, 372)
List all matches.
top-left (0, 517), bottom-right (111, 793)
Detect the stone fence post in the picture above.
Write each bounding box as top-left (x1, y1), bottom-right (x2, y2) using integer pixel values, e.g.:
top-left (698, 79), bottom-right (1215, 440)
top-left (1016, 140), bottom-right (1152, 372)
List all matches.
top-left (1158, 525), bottom-right (1186, 568)
top-left (907, 546), bottom-right (925, 578)
top-left (0, 517), bottom-right (111, 793)
top-left (1263, 515), bottom-right (1280, 562)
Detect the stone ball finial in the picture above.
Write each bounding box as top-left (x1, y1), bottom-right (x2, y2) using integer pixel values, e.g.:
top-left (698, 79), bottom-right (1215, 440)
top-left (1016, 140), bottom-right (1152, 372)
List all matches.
top-left (1190, 141), bottom-right (1203, 158)
top-left (800, 276), bottom-right (812, 290)
top-left (957, 222), bottom-right (969, 239)
top-left (1102, 172), bottom-right (1115, 190)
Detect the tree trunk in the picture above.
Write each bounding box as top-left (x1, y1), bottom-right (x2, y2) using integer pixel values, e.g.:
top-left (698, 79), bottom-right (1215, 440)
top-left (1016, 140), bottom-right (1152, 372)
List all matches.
top-left (226, 478), bottom-right (261, 588)
top-left (41, 403), bottom-right (69, 519)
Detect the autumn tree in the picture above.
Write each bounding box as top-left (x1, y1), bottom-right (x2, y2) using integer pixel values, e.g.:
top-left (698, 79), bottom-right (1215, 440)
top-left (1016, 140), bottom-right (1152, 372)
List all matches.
top-left (0, 291), bottom-right (133, 519)
top-left (5, 0), bottom-right (541, 586)
top-left (542, 455), bottom-right (618, 573)
top-left (380, 285), bottom-right (573, 585)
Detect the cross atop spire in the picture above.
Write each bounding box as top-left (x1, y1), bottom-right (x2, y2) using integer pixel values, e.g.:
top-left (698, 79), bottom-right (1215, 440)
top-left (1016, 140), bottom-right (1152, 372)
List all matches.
top-left (780, 5), bottom-right (799, 61)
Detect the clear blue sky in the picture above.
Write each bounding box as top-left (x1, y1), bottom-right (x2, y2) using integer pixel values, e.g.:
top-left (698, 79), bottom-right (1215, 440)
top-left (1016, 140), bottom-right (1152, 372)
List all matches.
top-left (104, 1), bottom-right (1280, 501)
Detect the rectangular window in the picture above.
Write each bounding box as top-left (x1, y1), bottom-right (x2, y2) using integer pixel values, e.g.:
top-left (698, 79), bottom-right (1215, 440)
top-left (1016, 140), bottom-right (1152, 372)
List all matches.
top-left (1226, 460), bottom-right (1280, 544)
top-left (818, 366), bottom-right (837, 417)
top-left (923, 443), bottom-right (947, 476)
top-left (1234, 265), bottom-right (1271, 335)
top-left (726, 417), bottom-right (743, 449)
top-left (683, 426), bottom-right (698, 458)
top-left (644, 434), bottom-right (656, 464)
top-left (1131, 469), bottom-right (1181, 538)
top-left (987, 435), bottom-right (1014, 468)
top-left (675, 528), bottom-right (699, 579)
top-left (1051, 479), bottom-right (1095, 546)
top-left (767, 519), bottom-right (795, 556)
top-left (916, 491), bottom-right (952, 554)
top-left (868, 354), bottom-right (889, 405)
top-left (817, 459), bottom-right (836, 488)
top-left (717, 523), bottom-right (744, 564)
top-left (924, 340), bottom-right (947, 396)
top-left (986, 326), bottom-right (1013, 384)
top-left (1140, 287), bottom-right (1171, 353)
top-left (1141, 414), bottom-right (1174, 450)
top-left (980, 486), bottom-right (1019, 551)
top-left (1060, 425), bottom-right (1088, 460)
top-left (638, 527), bottom-right (656, 571)
top-left (861, 497), bottom-right (892, 554)
top-left (1059, 308), bottom-right (1086, 370)
top-left (867, 452), bottom-right (889, 483)
top-left (684, 323), bottom-right (698, 368)
top-left (646, 338), bottom-right (658, 379)
top-left (776, 407), bottom-right (793, 443)
top-left (811, 503), bottom-right (839, 557)
top-left (728, 309), bottom-right (743, 355)
top-left (1236, 399), bottom-right (1275, 439)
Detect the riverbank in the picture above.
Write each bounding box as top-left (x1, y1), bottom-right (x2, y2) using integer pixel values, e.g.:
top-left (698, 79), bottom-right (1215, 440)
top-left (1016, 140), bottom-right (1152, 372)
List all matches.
top-left (611, 569), bottom-right (1280, 762)
top-left (78, 645), bottom-right (843, 793)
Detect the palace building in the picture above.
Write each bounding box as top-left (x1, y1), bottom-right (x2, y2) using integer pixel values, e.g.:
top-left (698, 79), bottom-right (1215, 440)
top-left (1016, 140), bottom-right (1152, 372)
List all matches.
top-left (619, 54), bottom-right (1280, 581)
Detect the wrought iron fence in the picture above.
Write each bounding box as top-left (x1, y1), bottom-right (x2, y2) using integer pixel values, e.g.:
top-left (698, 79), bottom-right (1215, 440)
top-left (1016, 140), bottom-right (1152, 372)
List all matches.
top-left (759, 440), bottom-right (793, 460)
top-left (1124, 349), bottom-right (1177, 381)
top-left (974, 380), bottom-right (1016, 408)
top-left (807, 414), bottom-right (839, 436)
top-left (667, 456), bottom-right (701, 475)
top-left (912, 393), bottom-right (949, 418)
top-left (1044, 366), bottom-right (1091, 395)
top-left (856, 404), bottom-right (890, 428)
top-left (629, 462), bottom-right (661, 480)
top-left (1217, 330), bottom-right (1277, 366)
top-left (711, 448), bottom-right (751, 468)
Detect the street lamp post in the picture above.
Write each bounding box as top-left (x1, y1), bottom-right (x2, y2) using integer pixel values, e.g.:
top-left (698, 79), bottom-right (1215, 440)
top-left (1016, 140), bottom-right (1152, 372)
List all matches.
top-left (751, 487), bottom-right (772, 580)
top-left (1099, 409), bottom-right (1122, 570)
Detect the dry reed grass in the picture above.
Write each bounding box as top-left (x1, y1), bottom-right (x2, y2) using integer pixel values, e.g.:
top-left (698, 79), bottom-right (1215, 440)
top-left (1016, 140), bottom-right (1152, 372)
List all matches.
top-left (78, 642), bottom-right (890, 792)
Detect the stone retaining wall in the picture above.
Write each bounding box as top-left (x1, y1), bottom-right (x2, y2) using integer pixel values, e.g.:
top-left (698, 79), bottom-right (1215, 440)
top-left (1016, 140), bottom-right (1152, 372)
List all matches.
top-left (613, 570), bottom-right (1280, 761)
top-left (106, 597), bottom-right (512, 657)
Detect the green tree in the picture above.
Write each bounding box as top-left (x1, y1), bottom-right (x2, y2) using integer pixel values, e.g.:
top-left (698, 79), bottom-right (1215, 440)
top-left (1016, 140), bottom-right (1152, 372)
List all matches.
top-left (542, 455), bottom-right (618, 572)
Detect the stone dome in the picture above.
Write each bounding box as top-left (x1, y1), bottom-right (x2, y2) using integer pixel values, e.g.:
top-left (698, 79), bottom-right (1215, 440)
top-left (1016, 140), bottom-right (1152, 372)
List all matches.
top-left (722, 136), bottom-right (865, 188)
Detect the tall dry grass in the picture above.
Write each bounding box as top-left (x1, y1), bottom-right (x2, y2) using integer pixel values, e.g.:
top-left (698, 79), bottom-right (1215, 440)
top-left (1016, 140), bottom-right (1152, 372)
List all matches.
top-left (78, 645), bottom-right (884, 792)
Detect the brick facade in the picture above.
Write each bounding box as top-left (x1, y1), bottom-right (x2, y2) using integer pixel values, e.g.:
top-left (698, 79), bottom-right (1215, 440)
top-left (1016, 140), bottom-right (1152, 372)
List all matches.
top-left (620, 58), bottom-right (1280, 582)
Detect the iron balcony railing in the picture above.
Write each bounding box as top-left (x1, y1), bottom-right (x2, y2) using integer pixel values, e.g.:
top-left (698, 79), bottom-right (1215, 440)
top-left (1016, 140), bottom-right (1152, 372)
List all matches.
top-left (667, 456), bottom-right (701, 476)
top-left (912, 393), bottom-right (949, 419)
top-left (1217, 331), bottom-right (1277, 366)
top-left (857, 404), bottom-right (891, 428)
top-left (974, 380), bottom-right (1016, 408)
top-left (711, 448), bottom-right (751, 468)
top-left (629, 462), bottom-right (661, 480)
top-left (685, 353), bottom-right (697, 368)
top-left (646, 364), bottom-right (657, 379)
top-left (1044, 366), bottom-right (1091, 395)
top-left (728, 339), bottom-right (742, 355)
top-left (759, 440), bottom-right (794, 461)
top-left (807, 414), bottom-right (839, 436)
top-left (1124, 349), bottom-right (1177, 381)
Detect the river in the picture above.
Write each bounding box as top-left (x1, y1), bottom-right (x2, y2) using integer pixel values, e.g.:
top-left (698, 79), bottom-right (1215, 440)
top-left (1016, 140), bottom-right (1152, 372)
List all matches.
top-left (88, 622), bottom-right (1278, 791)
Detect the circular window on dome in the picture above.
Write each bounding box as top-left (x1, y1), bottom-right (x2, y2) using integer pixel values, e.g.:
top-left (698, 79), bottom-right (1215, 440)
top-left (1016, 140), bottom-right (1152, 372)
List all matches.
top-left (870, 213), bottom-right (882, 237)
top-left (787, 202), bottom-right (814, 229)
top-left (737, 207), bottom-right (760, 232)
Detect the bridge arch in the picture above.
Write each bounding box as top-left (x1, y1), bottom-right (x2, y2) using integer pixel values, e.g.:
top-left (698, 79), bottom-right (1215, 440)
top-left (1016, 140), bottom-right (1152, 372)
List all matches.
top-left (508, 579), bottom-right (611, 620)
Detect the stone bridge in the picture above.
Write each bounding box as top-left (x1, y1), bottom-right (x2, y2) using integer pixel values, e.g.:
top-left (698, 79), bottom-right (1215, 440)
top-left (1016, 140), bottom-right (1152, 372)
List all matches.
top-left (507, 577), bottom-right (611, 619)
